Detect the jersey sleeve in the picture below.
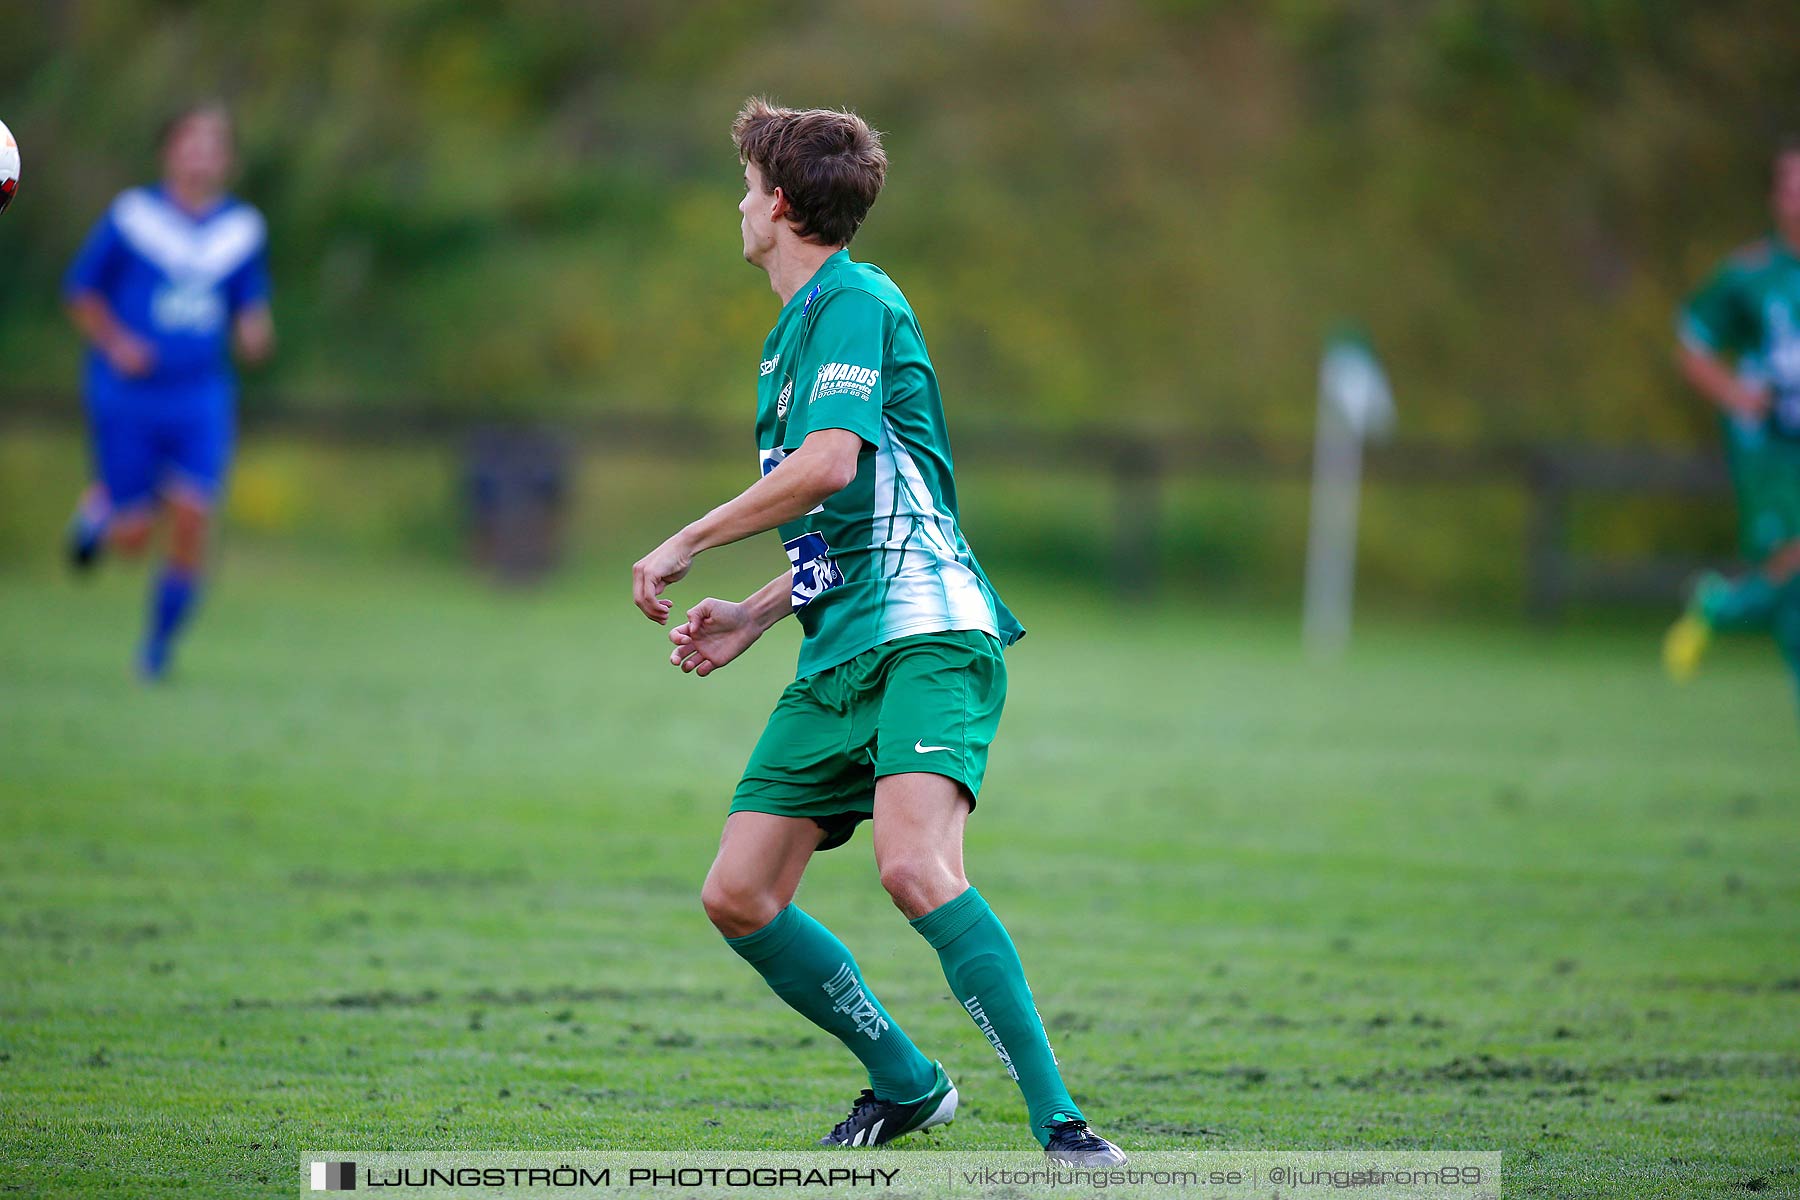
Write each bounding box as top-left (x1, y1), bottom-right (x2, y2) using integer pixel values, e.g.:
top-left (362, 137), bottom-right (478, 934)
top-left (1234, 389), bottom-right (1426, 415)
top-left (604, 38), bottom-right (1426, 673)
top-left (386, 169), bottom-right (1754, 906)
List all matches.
top-left (1679, 262), bottom-right (1750, 357)
top-left (225, 241), bottom-right (272, 315)
top-left (782, 288), bottom-right (890, 451)
top-left (62, 209), bottom-right (125, 301)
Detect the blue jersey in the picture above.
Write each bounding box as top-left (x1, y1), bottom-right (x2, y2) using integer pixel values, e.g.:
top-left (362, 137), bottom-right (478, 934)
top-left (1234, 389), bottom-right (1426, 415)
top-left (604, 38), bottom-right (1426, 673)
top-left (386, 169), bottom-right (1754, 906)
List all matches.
top-left (63, 184), bottom-right (270, 407)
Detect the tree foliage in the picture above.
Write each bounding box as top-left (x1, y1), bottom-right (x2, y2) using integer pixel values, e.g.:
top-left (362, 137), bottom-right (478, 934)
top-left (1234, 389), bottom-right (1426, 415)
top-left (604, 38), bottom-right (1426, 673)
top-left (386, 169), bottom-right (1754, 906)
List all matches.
top-left (2, 0), bottom-right (1796, 446)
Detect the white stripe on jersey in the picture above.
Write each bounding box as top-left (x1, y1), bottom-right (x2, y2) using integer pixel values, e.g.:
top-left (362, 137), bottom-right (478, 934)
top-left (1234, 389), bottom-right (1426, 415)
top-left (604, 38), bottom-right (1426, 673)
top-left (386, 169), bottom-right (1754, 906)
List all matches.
top-left (111, 188), bottom-right (265, 285)
top-left (871, 415), bottom-right (996, 639)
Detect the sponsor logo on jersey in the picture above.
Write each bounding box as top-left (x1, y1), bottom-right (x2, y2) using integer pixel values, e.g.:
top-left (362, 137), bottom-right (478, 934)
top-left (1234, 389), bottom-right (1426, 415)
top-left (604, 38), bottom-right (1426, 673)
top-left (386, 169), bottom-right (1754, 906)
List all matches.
top-left (784, 529), bottom-right (844, 608)
top-left (1759, 301), bottom-right (1800, 435)
top-left (151, 281), bottom-right (227, 334)
top-left (776, 378), bottom-right (793, 419)
top-left (814, 362), bottom-right (880, 402)
top-left (759, 353), bottom-right (780, 377)
top-left (817, 362), bottom-right (880, 387)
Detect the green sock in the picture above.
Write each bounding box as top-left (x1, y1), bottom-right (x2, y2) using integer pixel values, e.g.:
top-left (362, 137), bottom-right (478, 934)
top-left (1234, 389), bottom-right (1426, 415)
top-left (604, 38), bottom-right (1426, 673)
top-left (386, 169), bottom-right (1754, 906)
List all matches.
top-left (1775, 591), bottom-right (1800, 723)
top-left (725, 905), bottom-right (937, 1102)
top-left (910, 886), bottom-right (1082, 1147)
top-left (1700, 572), bottom-right (1778, 630)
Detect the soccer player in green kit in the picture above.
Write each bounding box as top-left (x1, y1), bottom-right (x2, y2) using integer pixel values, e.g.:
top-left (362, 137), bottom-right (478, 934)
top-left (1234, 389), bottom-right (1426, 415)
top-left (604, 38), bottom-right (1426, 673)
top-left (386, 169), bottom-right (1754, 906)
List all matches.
top-left (1664, 137), bottom-right (1800, 720)
top-left (630, 99), bottom-right (1126, 1163)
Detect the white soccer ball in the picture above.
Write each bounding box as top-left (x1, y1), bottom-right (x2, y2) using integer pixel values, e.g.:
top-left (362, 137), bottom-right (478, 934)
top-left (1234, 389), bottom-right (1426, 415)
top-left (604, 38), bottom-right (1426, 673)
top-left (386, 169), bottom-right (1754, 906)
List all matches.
top-left (0, 119), bottom-right (19, 215)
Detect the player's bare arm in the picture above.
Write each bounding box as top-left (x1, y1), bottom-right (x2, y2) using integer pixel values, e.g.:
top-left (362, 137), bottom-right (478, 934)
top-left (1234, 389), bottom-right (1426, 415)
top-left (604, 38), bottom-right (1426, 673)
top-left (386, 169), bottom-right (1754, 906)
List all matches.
top-left (667, 570), bottom-right (793, 677)
top-left (630, 427), bottom-right (861, 622)
top-left (1677, 341), bottom-right (1770, 420)
top-left (66, 291), bottom-right (155, 378)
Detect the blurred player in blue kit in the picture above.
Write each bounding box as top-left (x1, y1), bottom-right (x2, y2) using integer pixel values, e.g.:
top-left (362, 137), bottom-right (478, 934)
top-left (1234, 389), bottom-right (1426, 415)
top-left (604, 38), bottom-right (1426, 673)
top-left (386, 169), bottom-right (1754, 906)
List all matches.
top-left (63, 103), bottom-right (273, 680)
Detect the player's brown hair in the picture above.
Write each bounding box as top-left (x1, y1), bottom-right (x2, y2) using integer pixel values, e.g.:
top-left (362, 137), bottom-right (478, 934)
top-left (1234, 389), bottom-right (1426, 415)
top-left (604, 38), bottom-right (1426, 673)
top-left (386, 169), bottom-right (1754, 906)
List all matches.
top-left (157, 101), bottom-right (232, 151)
top-left (732, 98), bottom-right (886, 247)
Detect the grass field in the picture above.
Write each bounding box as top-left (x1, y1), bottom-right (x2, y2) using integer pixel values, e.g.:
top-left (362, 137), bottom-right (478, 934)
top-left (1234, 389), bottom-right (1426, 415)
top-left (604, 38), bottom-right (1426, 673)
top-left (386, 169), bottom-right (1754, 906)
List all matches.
top-left (2, 545), bottom-right (1797, 1198)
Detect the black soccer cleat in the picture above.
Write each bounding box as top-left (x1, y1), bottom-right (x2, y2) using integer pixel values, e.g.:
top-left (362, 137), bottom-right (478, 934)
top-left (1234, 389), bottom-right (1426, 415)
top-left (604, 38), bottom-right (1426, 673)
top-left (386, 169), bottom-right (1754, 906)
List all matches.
top-left (1044, 1119), bottom-right (1127, 1165)
top-left (65, 513), bottom-right (105, 574)
top-left (818, 1061), bottom-right (958, 1148)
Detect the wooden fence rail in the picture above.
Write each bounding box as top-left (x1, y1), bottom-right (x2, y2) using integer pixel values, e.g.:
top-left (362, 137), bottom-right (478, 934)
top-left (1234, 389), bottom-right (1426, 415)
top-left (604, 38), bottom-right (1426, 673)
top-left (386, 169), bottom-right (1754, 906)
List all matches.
top-left (1, 390), bottom-right (1733, 618)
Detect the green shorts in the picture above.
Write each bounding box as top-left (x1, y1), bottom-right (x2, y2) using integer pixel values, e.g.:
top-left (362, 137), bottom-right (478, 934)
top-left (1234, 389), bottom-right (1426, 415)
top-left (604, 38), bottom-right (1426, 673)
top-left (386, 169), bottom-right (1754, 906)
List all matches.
top-left (1727, 430), bottom-right (1800, 561)
top-left (730, 628), bottom-right (1007, 851)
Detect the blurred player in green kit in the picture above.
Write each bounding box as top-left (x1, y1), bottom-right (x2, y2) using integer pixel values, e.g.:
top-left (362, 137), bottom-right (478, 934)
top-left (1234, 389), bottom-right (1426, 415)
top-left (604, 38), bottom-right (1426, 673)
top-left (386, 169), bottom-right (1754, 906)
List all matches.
top-left (629, 99), bottom-right (1126, 1162)
top-left (1665, 137), bottom-right (1800, 720)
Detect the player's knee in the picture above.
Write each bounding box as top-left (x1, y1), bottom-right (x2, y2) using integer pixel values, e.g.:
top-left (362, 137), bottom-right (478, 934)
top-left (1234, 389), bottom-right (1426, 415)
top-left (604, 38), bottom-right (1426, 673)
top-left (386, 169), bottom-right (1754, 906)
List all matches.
top-left (701, 874), bottom-right (776, 938)
top-left (878, 853), bottom-right (952, 914)
top-left (111, 518), bottom-right (153, 556)
top-left (168, 537), bottom-right (207, 572)
top-left (168, 505), bottom-right (211, 568)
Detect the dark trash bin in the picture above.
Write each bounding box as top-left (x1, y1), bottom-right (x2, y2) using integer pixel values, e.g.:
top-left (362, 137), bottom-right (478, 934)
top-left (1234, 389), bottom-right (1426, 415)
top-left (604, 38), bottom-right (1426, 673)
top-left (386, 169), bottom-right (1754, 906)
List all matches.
top-left (462, 428), bottom-right (573, 584)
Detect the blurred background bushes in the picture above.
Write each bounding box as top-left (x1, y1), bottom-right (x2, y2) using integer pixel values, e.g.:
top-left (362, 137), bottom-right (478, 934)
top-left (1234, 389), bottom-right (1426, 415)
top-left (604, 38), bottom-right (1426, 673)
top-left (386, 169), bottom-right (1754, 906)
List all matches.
top-left (1, 0), bottom-right (1795, 599)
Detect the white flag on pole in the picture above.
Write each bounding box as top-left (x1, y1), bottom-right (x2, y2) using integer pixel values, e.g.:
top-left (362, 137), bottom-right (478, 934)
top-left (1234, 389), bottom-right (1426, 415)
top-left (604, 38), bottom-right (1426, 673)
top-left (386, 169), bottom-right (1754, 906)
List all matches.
top-left (1304, 333), bottom-right (1394, 657)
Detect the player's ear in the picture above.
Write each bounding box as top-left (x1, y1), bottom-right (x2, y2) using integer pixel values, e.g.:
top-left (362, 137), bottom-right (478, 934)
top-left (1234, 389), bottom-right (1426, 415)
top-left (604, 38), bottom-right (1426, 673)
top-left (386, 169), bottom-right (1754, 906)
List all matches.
top-left (769, 186), bottom-right (791, 224)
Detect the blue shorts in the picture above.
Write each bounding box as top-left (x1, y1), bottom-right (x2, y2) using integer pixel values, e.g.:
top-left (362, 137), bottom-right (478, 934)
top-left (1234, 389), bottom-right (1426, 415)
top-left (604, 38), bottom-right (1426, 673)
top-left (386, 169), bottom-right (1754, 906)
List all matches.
top-left (86, 379), bottom-right (235, 512)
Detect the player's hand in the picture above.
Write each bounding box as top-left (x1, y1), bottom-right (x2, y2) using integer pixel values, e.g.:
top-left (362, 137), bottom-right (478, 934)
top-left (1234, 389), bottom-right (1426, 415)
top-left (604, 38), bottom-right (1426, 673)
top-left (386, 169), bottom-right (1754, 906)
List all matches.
top-left (234, 307), bottom-right (276, 366)
top-left (1727, 382), bottom-right (1772, 421)
top-left (631, 533), bottom-right (695, 623)
top-left (103, 331), bottom-right (155, 378)
top-left (668, 598), bottom-right (760, 677)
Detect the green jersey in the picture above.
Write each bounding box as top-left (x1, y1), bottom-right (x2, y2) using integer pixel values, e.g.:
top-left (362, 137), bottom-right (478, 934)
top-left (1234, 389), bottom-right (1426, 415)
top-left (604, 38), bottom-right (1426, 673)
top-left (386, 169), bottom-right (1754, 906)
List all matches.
top-left (754, 249), bottom-right (1024, 679)
top-left (1680, 235), bottom-right (1800, 443)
